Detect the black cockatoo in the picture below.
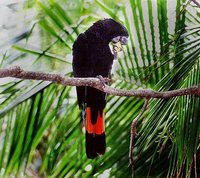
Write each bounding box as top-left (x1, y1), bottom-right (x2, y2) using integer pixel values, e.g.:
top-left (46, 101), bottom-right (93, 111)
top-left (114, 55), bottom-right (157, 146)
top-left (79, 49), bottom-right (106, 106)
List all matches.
top-left (72, 18), bottom-right (129, 159)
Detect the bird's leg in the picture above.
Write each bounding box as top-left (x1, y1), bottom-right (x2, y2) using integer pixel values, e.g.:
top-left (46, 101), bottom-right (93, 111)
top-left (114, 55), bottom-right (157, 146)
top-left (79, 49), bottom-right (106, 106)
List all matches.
top-left (108, 72), bottom-right (112, 80)
top-left (97, 75), bottom-right (107, 87)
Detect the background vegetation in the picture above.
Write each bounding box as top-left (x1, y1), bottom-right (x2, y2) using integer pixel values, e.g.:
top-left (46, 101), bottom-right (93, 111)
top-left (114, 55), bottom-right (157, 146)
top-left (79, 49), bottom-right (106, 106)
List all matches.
top-left (0, 0), bottom-right (199, 177)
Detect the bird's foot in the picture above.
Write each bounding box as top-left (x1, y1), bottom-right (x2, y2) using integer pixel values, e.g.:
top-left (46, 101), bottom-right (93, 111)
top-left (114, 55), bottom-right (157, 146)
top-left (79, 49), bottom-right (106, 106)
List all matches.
top-left (97, 75), bottom-right (106, 87)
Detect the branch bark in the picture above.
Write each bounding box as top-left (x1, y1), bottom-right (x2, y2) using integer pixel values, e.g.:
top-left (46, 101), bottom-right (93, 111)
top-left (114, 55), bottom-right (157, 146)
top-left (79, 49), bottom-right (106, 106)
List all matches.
top-left (129, 99), bottom-right (149, 178)
top-left (0, 66), bottom-right (200, 98)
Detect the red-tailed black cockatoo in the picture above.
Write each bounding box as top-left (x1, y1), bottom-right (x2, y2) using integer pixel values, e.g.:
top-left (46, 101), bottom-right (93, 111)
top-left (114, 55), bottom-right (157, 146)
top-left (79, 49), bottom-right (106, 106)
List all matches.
top-left (72, 18), bottom-right (129, 159)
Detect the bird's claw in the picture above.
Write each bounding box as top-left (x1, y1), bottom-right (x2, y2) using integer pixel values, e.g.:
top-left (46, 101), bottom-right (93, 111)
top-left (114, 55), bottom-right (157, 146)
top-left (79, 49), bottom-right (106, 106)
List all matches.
top-left (97, 75), bottom-right (106, 87)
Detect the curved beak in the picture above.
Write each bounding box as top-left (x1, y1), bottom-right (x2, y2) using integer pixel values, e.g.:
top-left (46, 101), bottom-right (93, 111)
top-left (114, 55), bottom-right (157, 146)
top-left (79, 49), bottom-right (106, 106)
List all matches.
top-left (112, 36), bottom-right (128, 59)
top-left (120, 36), bottom-right (128, 45)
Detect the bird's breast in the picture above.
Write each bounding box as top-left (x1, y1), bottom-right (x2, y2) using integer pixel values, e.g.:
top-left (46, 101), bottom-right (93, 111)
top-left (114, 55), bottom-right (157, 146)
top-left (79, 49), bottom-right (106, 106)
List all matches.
top-left (88, 44), bottom-right (114, 76)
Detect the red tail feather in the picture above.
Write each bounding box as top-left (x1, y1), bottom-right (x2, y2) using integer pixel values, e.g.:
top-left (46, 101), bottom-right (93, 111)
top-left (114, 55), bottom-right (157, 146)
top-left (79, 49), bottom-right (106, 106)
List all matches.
top-left (85, 107), bottom-right (106, 159)
top-left (86, 107), bottom-right (105, 134)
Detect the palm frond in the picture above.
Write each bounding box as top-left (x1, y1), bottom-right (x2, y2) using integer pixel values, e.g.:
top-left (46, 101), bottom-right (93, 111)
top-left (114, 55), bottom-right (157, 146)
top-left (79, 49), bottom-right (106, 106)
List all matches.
top-left (0, 0), bottom-right (199, 177)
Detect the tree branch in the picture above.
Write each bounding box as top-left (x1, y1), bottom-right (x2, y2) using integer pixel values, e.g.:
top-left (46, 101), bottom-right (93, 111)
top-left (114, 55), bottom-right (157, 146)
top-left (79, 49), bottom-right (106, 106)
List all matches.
top-left (0, 66), bottom-right (200, 98)
top-left (129, 99), bottom-right (149, 178)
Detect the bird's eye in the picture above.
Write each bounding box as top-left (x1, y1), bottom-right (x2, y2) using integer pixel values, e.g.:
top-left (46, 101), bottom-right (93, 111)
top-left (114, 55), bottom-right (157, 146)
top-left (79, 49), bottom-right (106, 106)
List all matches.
top-left (112, 36), bottom-right (120, 43)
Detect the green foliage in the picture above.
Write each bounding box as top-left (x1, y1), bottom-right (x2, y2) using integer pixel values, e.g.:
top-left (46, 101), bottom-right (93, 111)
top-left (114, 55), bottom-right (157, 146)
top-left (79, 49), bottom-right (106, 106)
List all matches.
top-left (0, 0), bottom-right (199, 177)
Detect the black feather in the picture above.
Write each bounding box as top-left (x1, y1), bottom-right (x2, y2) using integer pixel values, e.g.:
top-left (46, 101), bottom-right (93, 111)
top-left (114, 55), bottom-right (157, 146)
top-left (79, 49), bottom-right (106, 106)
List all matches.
top-left (72, 18), bottom-right (129, 158)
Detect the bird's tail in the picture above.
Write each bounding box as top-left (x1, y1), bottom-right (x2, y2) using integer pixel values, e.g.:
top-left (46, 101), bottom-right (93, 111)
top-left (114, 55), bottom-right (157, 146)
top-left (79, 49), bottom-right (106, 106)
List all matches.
top-left (85, 107), bottom-right (106, 159)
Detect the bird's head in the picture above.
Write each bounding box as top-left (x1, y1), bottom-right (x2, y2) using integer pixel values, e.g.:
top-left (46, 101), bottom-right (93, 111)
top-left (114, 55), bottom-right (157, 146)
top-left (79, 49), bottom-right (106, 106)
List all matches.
top-left (101, 18), bottom-right (129, 42)
top-left (102, 19), bottom-right (129, 58)
top-left (86, 18), bottom-right (129, 58)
